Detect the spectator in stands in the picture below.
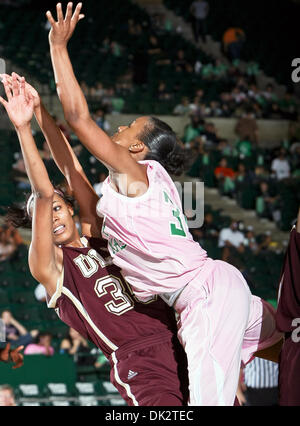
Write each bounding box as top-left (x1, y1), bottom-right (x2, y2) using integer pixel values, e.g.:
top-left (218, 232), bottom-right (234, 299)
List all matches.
top-left (217, 138), bottom-right (233, 156)
top-left (174, 49), bottom-right (190, 73)
top-left (12, 152), bottom-right (31, 191)
top-left (79, 80), bottom-right (90, 97)
top-left (235, 137), bottom-right (254, 159)
top-left (94, 349), bottom-right (109, 369)
top-left (1, 310), bottom-right (38, 348)
top-left (183, 114), bottom-right (204, 145)
top-left (24, 332), bottom-right (54, 356)
top-left (256, 232), bottom-right (273, 254)
top-left (235, 162), bottom-right (254, 185)
top-left (271, 148), bottom-right (291, 180)
top-left (223, 27), bottom-right (246, 61)
top-left (191, 212), bottom-right (219, 243)
top-left (60, 327), bottom-right (93, 366)
top-left (206, 101), bottom-right (223, 118)
top-left (262, 84), bottom-right (278, 103)
top-left (218, 219), bottom-right (245, 261)
top-left (188, 96), bottom-right (204, 117)
top-left (239, 358), bottom-right (279, 406)
top-left (214, 157), bottom-right (236, 195)
top-left (173, 96), bottom-right (190, 116)
top-left (189, 0), bottom-right (209, 43)
top-left (0, 384), bottom-right (17, 406)
top-left (90, 81), bottom-right (105, 99)
top-left (256, 181), bottom-right (281, 223)
top-left (279, 92), bottom-right (298, 121)
top-left (202, 122), bottom-right (220, 146)
top-left (243, 226), bottom-right (259, 254)
top-left (93, 108), bottom-right (110, 133)
top-left (235, 107), bottom-right (259, 145)
top-left (157, 81), bottom-right (172, 101)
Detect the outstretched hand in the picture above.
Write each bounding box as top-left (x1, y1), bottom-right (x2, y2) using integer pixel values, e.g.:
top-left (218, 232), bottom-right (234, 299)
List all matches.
top-left (47, 2), bottom-right (85, 47)
top-left (0, 343), bottom-right (24, 369)
top-left (0, 72), bottom-right (40, 110)
top-left (0, 73), bottom-right (34, 129)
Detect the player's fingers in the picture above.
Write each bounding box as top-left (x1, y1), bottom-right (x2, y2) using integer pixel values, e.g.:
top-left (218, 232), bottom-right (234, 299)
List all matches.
top-left (0, 73), bottom-right (12, 82)
top-left (71, 2), bottom-right (82, 22)
top-left (64, 2), bottom-right (73, 21)
top-left (2, 79), bottom-right (12, 101)
top-left (19, 76), bottom-right (25, 96)
top-left (46, 10), bottom-right (56, 26)
top-left (0, 96), bottom-right (8, 108)
top-left (11, 73), bottom-right (19, 97)
top-left (56, 3), bottom-right (64, 23)
top-left (78, 13), bottom-right (85, 21)
top-left (11, 71), bottom-right (22, 81)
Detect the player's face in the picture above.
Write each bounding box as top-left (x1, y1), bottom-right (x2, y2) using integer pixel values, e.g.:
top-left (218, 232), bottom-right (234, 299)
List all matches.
top-left (111, 116), bottom-right (150, 152)
top-left (52, 194), bottom-right (77, 246)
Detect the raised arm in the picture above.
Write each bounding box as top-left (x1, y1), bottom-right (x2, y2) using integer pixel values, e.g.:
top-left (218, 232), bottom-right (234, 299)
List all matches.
top-left (46, 2), bottom-right (147, 188)
top-left (2, 72), bottom-right (101, 237)
top-left (35, 103), bottom-right (102, 237)
top-left (0, 75), bottom-right (60, 296)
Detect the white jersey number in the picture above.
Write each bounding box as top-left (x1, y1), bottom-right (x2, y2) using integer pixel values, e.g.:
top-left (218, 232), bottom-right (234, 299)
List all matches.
top-left (94, 275), bottom-right (134, 316)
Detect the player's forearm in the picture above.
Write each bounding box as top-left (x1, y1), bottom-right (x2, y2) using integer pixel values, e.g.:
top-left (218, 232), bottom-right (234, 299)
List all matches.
top-left (50, 44), bottom-right (90, 124)
top-left (16, 124), bottom-right (54, 198)
top-left (34, 102), bottom-right (82, 178)
top-left (35, 102), bottom-right (96, 203)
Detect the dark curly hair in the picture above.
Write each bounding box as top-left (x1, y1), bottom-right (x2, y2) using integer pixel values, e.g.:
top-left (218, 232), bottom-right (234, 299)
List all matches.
top-left (5, 186), bottom-right (75, 229)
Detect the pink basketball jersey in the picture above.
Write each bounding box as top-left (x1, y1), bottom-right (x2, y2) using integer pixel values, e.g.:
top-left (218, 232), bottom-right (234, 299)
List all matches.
top-left (97, 160), bottom-right (208, 298)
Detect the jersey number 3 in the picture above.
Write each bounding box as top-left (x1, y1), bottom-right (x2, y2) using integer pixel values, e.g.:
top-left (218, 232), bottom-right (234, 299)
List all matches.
top-left (94, 275), bottom-right (134, 316)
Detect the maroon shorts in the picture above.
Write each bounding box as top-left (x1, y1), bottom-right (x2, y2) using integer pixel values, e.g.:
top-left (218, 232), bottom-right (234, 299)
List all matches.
top-left (279, 335), bottom-right (300, 406)
top-left (109, 332), bottom-right (189, 406)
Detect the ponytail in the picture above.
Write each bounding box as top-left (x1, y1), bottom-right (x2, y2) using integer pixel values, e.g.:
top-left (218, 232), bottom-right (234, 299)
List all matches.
top-left (138, 117), bottom-right (188, 176)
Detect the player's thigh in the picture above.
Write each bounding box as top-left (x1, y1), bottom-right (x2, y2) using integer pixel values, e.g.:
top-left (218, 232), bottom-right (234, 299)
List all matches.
top-left (111, 341), bottom-right (188, 406)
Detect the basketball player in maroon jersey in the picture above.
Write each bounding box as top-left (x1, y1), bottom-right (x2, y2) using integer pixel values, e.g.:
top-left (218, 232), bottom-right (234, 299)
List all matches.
top-left (0, 74), bottom-right (188, 406)
top-left (276, 207), bottom-right (300, 406)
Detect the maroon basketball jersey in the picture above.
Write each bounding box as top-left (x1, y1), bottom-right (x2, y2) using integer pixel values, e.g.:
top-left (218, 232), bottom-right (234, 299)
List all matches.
top-left (48, 237), bottom-right (178, 359)
top-left (276, 227), bottom-right (300, 333)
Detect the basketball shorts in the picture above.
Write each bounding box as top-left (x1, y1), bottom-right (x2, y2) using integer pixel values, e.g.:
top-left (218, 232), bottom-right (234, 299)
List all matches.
top-left (109, 332), bottom-right (189, 406)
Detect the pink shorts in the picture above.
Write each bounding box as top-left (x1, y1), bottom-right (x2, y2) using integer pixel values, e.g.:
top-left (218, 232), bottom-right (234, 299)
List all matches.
top-left (175, 259), bottom-right (282, 406)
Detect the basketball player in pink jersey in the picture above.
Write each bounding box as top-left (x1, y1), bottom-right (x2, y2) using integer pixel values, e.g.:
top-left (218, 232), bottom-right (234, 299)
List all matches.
top-left (46, 3), bottom-right (283, 405)
top-left (0, 74), bottom-right (189, 406)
